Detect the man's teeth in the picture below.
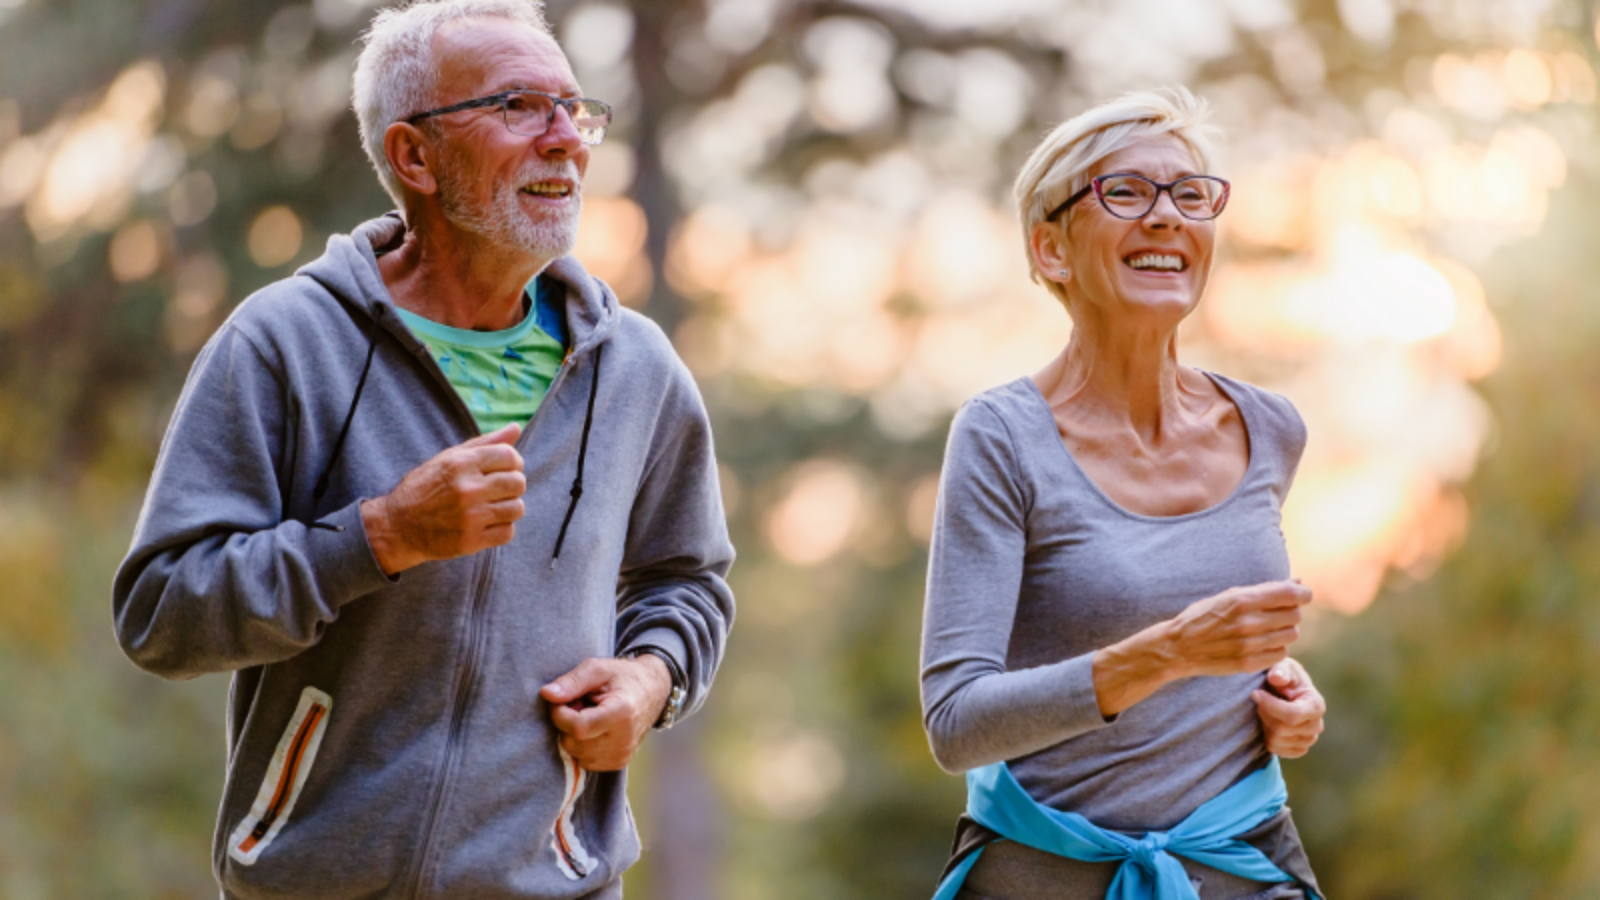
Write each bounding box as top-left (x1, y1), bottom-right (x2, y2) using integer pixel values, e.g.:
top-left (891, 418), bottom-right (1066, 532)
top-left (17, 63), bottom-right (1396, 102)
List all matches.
top-left (522, 183), bottom-right (571, 197)
top-left (1125, 253), bottom-right (1185, 272)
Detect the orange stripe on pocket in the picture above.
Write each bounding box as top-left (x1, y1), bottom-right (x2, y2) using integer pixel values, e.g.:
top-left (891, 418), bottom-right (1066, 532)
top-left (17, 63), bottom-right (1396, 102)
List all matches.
top-left (551, 747), bottom-right (595, 880)
top-left (227, 687), bottom-right (333, 866)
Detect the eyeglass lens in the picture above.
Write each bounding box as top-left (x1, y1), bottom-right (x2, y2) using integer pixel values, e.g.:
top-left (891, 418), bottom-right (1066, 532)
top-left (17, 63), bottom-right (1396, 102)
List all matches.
top-left (1099, 175), bottom-right (1227, 220)
top-left (502, 94), bottom-right (611, 144)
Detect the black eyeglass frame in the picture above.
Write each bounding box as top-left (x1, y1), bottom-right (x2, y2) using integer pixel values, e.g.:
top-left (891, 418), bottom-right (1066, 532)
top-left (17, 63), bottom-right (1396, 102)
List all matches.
top-left (1046, 173), bottom-right (1232, 222)
top-left (402, 89), bottom-right (613, 145)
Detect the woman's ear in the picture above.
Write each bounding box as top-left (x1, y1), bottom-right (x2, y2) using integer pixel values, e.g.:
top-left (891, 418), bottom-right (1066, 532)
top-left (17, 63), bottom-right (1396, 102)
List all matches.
top-left (1030, 220), bottom-right (1071, 287)
top-left (384, 121), bottom-right (439, 197)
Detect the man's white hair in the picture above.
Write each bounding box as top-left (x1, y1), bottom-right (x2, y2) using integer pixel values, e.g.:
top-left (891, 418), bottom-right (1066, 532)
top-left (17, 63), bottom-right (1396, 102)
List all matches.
top-left (1012, 86), bottom-right (1219, 309)
top-left (353, 0), bottom-right (552, 208)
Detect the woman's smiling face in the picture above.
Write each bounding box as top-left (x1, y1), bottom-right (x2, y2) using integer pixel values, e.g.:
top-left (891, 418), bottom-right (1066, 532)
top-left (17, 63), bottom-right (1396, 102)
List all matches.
top-left (1045, 134), bottom-right (1217, 327)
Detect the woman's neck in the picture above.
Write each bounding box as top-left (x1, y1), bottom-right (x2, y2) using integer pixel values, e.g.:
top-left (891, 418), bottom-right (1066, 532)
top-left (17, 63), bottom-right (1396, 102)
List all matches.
top-left (1033, 308), bottom-right (1189, 444)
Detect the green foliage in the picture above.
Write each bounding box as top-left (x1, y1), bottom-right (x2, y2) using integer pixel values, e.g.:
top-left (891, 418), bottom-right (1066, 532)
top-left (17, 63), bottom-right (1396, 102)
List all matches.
top-left (707, 396), bottom-right (962, 900)
top-left (1290, 173), bottom-right (1600, 899)
top-left (6, 0), bottom-right (1600, 898)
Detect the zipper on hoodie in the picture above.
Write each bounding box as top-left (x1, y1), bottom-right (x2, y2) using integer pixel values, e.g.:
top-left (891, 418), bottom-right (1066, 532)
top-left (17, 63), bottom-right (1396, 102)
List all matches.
top-left (227, 687), bottom-right (334, 866)
top-left (405, 353), bottom-right (582, 898)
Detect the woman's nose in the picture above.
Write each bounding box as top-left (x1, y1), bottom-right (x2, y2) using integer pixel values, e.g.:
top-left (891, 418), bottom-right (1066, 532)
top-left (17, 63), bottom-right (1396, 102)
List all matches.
top-left (1143, 191), bottom-right (1184, 228)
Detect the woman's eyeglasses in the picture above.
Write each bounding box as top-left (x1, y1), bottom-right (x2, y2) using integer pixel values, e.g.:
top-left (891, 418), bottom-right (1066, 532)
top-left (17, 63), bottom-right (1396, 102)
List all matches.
top-left (1047, 173), bottom-right (1231, 222)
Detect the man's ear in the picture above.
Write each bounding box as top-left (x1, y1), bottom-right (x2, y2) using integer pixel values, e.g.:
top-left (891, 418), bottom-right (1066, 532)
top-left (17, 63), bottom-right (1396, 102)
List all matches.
top-left (1030, 221), bottom-right (1071, 287)
top-left (385, 121), bottom-right (439, 196)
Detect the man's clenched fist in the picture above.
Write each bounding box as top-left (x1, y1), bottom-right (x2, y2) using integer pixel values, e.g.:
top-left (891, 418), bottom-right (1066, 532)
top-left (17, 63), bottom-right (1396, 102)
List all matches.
top-left (362, 422), bottom-right (527, 575)
top-left (541, 655), bottom-right (674, 771)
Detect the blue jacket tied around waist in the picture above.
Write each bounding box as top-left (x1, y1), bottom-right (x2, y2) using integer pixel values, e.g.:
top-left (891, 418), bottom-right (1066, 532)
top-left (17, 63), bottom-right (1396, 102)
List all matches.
top-left (933, 756), bottom-right (1321, 900)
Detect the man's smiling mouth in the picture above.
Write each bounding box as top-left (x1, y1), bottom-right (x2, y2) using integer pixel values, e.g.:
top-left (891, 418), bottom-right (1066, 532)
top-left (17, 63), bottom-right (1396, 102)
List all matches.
top-left (521, 181), bottom-right (573, 198)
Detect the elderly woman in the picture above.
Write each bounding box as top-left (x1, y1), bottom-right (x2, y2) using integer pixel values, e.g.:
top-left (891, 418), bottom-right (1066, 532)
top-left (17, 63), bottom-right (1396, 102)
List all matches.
top-left (920, 87), bottom-right (1326, 900)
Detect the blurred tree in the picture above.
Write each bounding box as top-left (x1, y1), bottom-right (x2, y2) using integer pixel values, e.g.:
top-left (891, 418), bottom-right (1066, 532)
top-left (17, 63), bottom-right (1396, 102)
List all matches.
top-left (5, 0), bottom-right (1600, 898)
top-left (1290, 168), bottom-right (1600, 899)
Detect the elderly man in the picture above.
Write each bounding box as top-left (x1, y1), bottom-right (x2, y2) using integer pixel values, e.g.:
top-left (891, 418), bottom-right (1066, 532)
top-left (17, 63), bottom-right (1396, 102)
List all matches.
top-left (112, 1), bottom-right (733, 897)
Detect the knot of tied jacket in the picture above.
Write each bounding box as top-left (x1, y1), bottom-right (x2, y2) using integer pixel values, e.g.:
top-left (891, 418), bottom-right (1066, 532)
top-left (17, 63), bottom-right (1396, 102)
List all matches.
top-left (1129, 831), bottom-right (1171, 873)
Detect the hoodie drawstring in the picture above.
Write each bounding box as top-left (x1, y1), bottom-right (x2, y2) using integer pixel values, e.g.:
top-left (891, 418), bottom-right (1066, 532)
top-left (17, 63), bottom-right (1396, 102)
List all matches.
top-left (551, 343), bottom-right (603, 566)
top-left (310, 313), bottom-right (381, 524)
top-left (311, 308), bottom-right (604, 561)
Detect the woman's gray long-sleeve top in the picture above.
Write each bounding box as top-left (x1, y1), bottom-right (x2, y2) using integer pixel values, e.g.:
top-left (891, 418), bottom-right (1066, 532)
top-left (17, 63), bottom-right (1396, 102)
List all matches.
top-left (920, 374), bottom-right (1307, 832)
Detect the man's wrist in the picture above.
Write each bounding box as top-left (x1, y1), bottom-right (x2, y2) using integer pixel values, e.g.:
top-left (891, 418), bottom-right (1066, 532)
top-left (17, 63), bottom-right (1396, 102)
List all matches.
top-left (624, 646), bottom-right (687, 729)
top-left (360, 496), bottom-right (413, 576)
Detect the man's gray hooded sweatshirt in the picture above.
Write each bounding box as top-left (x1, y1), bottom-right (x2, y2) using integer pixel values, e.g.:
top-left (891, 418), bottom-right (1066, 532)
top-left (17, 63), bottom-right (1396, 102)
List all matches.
top-left (113, 214), bottom-right (736, 900)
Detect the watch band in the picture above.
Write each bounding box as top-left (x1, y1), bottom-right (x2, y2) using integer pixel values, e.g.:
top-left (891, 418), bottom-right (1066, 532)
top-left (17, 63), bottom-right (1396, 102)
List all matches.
top-left (624, 645), bottom-right (687, 730)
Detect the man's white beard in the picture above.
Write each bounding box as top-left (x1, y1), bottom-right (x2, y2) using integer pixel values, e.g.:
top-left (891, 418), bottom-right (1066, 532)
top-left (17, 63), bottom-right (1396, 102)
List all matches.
top-left (438, 156), bottom-right (582, 262)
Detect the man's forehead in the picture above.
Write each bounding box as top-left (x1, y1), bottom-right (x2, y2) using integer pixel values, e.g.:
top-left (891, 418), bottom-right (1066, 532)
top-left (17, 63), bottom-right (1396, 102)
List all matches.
top-left (433, 19), bottom-right (580, 97)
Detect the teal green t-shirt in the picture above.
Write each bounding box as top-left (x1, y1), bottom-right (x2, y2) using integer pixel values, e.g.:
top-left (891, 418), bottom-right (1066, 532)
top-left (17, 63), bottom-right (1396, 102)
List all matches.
top-left (394, 293), bottom-right (566, 434)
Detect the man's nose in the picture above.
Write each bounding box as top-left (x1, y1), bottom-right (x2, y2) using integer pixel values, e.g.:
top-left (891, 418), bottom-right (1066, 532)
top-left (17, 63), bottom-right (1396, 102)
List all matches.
top-left (538, 104), bottom-right (584, 157)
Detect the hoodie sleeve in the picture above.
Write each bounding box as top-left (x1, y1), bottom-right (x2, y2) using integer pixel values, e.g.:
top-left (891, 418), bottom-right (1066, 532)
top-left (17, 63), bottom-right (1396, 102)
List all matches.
top-left (112, 324), bottom-right (393, 679)
top-left (613, 359), bottom-right (736, 720)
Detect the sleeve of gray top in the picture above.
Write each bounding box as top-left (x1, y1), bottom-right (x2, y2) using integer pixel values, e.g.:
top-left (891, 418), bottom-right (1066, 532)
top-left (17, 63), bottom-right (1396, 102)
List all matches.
top-left (112, 325), bottom-right (394, 680)
top-left (919, 398), bottom-right (1111, 773)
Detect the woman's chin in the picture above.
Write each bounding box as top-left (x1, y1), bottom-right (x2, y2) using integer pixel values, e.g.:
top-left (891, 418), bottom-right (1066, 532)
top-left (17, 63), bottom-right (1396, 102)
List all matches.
top-left (1112, 288), bottom-right (1200, 321)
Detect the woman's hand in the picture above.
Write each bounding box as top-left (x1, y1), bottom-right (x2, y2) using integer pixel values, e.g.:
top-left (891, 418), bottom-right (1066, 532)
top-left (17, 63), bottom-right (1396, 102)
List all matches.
top-left (1253, 658), bottom-right (1326, 758)
top-left (1092, 580), bottom-right (1311, 718)
top-left (1163, 580), bottom-right (1311, 678)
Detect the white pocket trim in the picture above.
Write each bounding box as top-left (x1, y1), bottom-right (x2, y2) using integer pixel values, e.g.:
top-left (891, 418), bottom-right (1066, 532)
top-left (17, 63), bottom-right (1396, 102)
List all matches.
top-left (227, 686), bottom-right (332, 866)
top-left (552, 746), bottom-right (596, 880)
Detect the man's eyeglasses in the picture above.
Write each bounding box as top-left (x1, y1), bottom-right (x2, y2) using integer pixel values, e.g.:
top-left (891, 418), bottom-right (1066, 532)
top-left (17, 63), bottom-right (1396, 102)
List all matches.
top-left (403, 89), bottom-right (613, 145)
top-left (1047, 173), bottom-right (1231, 222)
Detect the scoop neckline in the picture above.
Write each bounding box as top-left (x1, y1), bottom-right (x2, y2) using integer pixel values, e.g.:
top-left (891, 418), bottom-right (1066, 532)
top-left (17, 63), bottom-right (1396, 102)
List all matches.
top-left (1019, 371), bottom-right (1259, 524)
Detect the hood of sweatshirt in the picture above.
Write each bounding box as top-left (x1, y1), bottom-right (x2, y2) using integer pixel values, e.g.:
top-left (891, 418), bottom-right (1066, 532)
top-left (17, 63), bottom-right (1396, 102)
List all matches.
top-left (113, 214), bottom-right (735, 900)
top-left (301, 212), bottom-right (621, 363)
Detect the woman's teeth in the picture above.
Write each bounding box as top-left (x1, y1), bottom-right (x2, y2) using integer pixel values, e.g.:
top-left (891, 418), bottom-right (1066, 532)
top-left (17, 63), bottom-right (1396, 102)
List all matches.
top-left (1125, 253), bottom-right (1185, 272)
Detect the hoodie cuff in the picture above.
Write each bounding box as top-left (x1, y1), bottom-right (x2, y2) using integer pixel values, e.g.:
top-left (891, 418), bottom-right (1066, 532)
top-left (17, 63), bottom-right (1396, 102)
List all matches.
top-left (307, 499), bottom-right (398, 607)
top-left (620, 628), bottom-right (690, 689)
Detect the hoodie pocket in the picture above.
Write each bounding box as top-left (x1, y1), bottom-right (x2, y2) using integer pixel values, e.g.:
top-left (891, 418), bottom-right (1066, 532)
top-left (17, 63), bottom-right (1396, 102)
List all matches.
top-left (227, 686), bottom-right (333, 866)
top-left (552, 746), bottom-right (596, 879)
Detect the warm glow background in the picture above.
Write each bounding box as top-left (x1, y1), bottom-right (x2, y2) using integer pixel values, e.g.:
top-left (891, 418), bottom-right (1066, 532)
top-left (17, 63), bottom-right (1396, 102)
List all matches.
top-left (5, 0), bottom-right (1600, 897)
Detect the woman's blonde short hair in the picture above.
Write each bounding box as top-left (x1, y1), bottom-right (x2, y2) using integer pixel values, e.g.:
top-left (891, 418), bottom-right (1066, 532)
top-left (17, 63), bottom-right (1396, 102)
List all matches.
top-left (1012, 86), bottom-right (1219, 308)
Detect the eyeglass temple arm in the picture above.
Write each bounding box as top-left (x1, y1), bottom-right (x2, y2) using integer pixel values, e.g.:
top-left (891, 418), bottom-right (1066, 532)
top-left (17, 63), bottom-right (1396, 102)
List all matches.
top-left (1046, 183), bottom-right (1096, 222)
top-left (404, 93), bottom-right (511, 124)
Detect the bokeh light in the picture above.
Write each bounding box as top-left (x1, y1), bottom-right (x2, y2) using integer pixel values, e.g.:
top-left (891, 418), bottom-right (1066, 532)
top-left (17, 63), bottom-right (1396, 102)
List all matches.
top-left (7, 1), bottom-right (1600, 897)
top-left (247, 205), bottom-right (303, 268)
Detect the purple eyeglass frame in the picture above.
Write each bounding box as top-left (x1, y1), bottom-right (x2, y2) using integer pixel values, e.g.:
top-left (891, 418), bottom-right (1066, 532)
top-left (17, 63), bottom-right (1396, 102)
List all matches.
top-left (1046, 172), bottom-right (1232, 222)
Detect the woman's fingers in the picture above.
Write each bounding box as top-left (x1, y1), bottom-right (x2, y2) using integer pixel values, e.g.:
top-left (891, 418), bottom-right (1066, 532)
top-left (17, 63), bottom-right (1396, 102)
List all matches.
top-left (1253, 682), bottom-right (1326, 759)
top-left (1233, 580), bottom-right (1313, 612)
top-left (1251, 624), bottom-right (1302, 652)
top-left (1169, 580), bottom-right (1315, 677)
